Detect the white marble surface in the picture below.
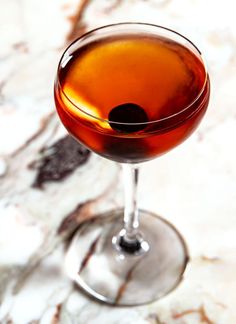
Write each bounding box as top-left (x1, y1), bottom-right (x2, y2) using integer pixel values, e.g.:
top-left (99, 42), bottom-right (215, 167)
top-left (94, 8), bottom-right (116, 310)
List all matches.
top-left (1, 0), bottom-right (236, 323)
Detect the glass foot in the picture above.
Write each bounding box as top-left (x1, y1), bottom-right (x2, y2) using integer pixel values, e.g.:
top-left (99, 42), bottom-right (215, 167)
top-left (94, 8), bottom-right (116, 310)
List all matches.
top-left (65, 209), bottom-right (189, 306)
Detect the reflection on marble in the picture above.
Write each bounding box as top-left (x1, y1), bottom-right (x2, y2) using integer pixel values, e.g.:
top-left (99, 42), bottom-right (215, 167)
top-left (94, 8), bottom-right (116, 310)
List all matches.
top-left (1, 0), bottom-right (236, 323)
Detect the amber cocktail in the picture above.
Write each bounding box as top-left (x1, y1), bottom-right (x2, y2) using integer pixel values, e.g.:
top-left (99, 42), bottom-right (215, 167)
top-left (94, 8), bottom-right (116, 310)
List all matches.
top-left (54, 23), bottom-right (210, 305)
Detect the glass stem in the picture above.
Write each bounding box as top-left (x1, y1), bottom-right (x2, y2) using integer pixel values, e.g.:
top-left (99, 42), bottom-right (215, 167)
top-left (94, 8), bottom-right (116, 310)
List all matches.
top-left (122, 163), bottom-right (140, 241)
top-left (113, 163), bottom-right (149, 254)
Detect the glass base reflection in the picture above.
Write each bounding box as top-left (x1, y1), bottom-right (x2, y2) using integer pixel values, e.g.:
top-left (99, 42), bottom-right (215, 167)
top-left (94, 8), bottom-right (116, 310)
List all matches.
top-left (65, 208), bottom-right (189, 306)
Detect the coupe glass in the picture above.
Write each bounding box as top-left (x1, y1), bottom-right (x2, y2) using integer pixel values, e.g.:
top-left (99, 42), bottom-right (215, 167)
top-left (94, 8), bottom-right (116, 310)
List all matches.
top-left (54, 23), bottom-right (210, 305)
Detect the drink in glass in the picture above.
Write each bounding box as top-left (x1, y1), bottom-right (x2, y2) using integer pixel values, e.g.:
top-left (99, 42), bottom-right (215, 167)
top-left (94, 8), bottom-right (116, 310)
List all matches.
top-left (54, 23), bottom-right (210, 305)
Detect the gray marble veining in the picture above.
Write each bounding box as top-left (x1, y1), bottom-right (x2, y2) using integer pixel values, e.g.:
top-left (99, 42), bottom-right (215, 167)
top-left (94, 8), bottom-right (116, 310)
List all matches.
top-left (1, 0), bottom-right (236, 323)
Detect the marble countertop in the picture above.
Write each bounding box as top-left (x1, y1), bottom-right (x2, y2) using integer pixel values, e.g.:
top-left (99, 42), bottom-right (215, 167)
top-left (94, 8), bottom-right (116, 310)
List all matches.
top-left (1, 0), bottom-right (236, 323)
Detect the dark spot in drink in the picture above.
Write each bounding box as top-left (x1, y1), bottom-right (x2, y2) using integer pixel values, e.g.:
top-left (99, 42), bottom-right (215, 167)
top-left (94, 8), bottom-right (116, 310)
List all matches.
top-left (103, 137), bottom-right (149, 163)
top-left (108, 103), bottom-right (148, 133)
top-left (31, 135), bottom-right (90, 189)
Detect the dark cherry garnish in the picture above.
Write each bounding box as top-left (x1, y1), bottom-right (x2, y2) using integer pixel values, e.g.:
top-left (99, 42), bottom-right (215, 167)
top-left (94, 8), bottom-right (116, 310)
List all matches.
top-left (108, 103), bottom-right (148, 133)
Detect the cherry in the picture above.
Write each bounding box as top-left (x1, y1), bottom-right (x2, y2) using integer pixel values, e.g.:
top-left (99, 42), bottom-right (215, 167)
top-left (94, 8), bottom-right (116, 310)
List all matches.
top-left (108, 103), bottom-right (148, 133)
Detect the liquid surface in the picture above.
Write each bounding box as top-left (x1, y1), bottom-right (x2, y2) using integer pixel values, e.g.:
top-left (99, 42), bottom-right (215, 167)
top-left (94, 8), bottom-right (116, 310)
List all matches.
top-left (59, 35), bottom-right (206, 127)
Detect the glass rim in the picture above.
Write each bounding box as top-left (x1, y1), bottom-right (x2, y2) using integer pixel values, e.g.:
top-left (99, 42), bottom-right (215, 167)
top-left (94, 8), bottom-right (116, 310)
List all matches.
top-left (56, 22), bottom-right (209, 126)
